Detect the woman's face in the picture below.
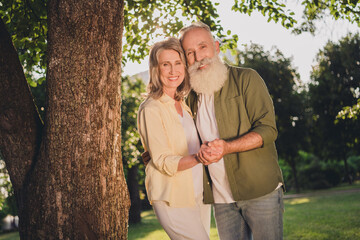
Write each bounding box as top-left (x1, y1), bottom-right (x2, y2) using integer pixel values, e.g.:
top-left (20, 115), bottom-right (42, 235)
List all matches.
top-left (158, 49), bottom-right (185, 97)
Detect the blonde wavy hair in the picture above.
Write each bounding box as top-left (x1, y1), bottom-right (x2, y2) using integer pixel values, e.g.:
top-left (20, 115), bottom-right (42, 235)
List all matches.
top-left (147, 37), bottom-right (190, 101)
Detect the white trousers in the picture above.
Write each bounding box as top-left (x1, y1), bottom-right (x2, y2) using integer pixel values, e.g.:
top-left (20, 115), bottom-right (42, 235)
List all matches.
top-left (152, 195), bottom-right (211, 240)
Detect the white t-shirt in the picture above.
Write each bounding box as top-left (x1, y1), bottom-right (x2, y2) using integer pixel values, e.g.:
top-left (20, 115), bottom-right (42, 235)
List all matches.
top-left (196, 94), bottom-right (235, 203)
top-left (178, 109), bottom-right (203, 197)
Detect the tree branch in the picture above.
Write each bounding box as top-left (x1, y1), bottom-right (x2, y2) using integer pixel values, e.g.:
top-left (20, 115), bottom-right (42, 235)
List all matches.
top-left (0, 18), bottom-right (43, 192)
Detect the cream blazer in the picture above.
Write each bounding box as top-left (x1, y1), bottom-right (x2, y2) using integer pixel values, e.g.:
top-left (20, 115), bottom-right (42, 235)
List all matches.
top-left (137, 94), bottom-right (196, 207)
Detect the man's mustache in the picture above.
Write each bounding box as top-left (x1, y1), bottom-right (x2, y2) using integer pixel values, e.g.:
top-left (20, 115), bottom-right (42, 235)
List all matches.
top-left (189, 58), bottom-right (213, 72)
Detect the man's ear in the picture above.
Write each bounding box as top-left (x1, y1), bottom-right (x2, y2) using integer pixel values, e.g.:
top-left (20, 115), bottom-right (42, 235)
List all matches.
top-left (215, 41), bottom-right (220, 54)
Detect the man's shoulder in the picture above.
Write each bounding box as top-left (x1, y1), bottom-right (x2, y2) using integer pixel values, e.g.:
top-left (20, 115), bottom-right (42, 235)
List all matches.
top-left (227, 65), bottom-right (259, 78)
top-left (185, 90), bottom-right (197, 104)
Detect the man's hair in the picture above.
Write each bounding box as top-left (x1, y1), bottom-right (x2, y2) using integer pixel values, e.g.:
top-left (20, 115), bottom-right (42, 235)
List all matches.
top-left (147, 37), bottom-right (190, 101)
top-left (179, 21), bottom-right (214, 43)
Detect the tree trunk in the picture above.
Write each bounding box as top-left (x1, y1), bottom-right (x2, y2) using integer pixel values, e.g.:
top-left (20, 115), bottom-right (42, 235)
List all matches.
top-left (0, 0), bottom-right (130, 238)
top-left (343, 156), bottom-right (353, 185)
top-left (127, 165), bottom-right (141, 224)
top-left (289, 159), bottom-right (300, 193)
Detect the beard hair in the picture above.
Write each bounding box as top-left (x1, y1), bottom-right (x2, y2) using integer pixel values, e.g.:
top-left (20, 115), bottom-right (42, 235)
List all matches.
top-left (188, 55), bottom-right (228, 95)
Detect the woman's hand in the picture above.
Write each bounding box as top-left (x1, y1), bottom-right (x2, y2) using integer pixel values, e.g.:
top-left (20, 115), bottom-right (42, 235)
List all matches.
top-left (196, 140), bottom-right (224, 165)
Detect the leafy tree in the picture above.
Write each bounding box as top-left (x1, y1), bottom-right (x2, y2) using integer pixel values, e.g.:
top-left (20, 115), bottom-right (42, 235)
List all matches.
top-left (1, 0), bottom-right (130, 238)
top-left (2, 0), bottom-right (359, 86)
top-left (292, 0), bottom-right (360, 34)
top-left (233, 43), bottom-right (308, 192)
top-left (121, 76), bottom-right (146, 224)
top-left (336, 98), bottom-right (360, 121)
top-left (308, 33), bottom-right (360, 184)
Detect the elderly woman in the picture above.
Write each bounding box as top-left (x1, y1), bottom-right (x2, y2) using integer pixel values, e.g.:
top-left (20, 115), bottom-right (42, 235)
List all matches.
top-left (137, 37), bottom-right (211, 239)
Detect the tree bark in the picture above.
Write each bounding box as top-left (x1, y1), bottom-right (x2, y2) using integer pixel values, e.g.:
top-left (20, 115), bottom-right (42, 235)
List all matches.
top-left (0, 0), bottom-right (130, 238)
top-left (0, 18), bottom-right (43, 194)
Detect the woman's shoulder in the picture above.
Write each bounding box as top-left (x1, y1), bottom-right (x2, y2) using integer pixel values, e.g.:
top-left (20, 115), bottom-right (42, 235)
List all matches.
top-left (139, 97), bottom-right (163, 113)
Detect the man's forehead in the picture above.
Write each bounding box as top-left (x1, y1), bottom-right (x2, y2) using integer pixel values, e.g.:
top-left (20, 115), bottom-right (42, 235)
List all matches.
top-left (182, 30), bottom-right (213, 48)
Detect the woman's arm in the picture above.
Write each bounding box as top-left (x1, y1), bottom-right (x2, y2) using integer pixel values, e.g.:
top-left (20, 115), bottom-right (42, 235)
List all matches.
top-left (177, 154), bottom-right (200, 171)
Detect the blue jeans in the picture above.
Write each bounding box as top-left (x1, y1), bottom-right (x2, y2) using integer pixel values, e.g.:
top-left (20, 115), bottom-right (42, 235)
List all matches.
top-left (213, 188), bottom-right (284, 240)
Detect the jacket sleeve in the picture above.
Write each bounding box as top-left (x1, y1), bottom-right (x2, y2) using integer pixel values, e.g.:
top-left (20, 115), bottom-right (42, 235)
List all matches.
top-left (137, 105), bottom-right (181, 176)
top-left (243, 69), bottom-right (278, 146)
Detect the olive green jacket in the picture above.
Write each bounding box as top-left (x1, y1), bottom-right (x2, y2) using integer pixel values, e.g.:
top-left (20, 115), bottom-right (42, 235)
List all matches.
top-left (186, 65), bottom-right (284, 203)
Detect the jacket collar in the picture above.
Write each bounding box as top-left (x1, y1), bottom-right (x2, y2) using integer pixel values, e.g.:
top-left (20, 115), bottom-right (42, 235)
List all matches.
top-left (159, 93), bottom-right (176, 104)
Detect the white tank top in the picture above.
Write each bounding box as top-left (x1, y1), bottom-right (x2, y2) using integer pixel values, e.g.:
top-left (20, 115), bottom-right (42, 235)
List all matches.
top-left (178, 109), bottom-right (203, 197)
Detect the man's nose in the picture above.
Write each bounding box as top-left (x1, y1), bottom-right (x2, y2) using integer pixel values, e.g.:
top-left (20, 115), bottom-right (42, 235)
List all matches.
top-left (194, 51), bottom-right (203, 62)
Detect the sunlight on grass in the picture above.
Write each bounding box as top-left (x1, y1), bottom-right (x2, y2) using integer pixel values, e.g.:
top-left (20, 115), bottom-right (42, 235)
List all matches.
top-left (286, 197), bottom-right (310, 205)
top-left (128, 208), bottom-right (219, 240)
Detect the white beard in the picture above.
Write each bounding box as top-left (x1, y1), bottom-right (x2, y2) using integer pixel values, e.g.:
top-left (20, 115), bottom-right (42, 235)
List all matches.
top-left (188, 55), bottom-right (228, 95)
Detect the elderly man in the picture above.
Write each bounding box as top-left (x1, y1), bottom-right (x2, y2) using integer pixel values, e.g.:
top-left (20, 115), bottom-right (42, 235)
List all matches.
top-left (180, 22), bottom-right (285, 240)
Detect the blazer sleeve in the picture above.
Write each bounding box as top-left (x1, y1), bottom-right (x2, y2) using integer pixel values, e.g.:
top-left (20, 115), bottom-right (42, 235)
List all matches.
top-left (137, 106), bottom-right (181, 176)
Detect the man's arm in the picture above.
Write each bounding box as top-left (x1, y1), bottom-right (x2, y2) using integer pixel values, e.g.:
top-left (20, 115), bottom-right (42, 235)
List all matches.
top-left (197, 132), bottom-right (263, 164)
top-left (198, 69), bottom-right (275, 164)
top-left (141, 151), bottom-right (151, 166)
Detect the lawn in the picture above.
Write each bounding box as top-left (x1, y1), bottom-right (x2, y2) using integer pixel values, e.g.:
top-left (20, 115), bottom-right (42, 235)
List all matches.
top-left (2, 184), bottom-right (359, 240)
top-left (128, 183), bottom-right (360, 240)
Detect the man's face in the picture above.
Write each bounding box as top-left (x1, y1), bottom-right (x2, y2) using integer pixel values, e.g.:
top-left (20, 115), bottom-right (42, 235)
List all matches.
top-left (181, 28), bottom-right (220, 69)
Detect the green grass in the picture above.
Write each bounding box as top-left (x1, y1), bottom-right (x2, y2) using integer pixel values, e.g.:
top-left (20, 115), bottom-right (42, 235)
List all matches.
top-left (0, 232), bottom-right (19, 240)
top-left (283, 191), bottom-right (360, 240)
top-left (128, 186), bottom-right (360, 240)
top-left (1, 185), bottom-right (359, 240)
top-left (128, 208), bottom-right (219, 240)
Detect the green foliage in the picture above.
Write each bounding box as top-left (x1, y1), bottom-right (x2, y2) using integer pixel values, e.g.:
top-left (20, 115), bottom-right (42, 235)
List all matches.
top-left (0, 158), bottom-right (17, 222)
top-left (231, 0), bottom-right (297, 28)
top-left (123, 0), bottom-right (238, 64)
top-left (121, 76), bottom-right (146, 178)
top-left (336, 98), bottom-right (360, 121)
top-left (297, 158), bottom-right (342, 190)
top-left (347, 155), bottom-right (360, 180)
top-left (233, 43), bottom-right (309, 191)
top-left (281, 150), bottom-right (360, 191)
top-left (0, 0), bottom-right (47, 86)
top-left (293, 0), bottom-right (360, 34)
top-left (309, 33), bottom-right (360, 160)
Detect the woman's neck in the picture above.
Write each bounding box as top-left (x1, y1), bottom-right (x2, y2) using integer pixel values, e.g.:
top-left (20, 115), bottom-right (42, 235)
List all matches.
top-left (163, 89), bottom-right (176, 99)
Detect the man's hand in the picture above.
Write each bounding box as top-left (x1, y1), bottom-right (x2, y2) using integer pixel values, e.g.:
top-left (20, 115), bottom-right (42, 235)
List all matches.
top-left (141, 151), bottom-right (151, 166)
top-left (207, 138), bottom-right (229, 158)
top-left (196, 140), bottom-right (226, 165)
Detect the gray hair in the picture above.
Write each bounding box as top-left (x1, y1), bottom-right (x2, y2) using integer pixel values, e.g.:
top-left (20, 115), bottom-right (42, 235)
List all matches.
top-left (179, 21), bottom-right (214, 44)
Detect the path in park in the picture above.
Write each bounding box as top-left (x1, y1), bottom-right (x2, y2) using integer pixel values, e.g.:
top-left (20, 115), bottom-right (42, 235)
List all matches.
top-left (284, 187), bottom-right (360, 199)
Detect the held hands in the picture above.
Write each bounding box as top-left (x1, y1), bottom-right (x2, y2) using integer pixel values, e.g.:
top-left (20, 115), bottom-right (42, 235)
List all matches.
top-left (196, 139), bottom-right (228, 165)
